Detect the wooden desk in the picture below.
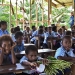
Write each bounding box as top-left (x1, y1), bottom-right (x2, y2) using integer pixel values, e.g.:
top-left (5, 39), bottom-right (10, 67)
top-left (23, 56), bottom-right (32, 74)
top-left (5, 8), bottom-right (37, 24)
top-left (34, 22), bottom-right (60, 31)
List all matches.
top-left (0, 63), bottom-right (28, 74)
top-left (24, 43), bottom-right (35, 47)
top-left (15, 49), bottom-right (55, 56)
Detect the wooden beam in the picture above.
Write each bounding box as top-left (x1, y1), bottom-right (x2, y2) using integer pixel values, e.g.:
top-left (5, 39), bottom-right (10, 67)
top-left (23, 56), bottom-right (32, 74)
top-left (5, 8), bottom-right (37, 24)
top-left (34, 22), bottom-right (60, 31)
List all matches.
top-left (36, 2), bottom-right (38, 27)
top-left (74, 0), bottom-right (75, 25)
top-left (9, 0), bottom-right (11, 30)
top-left (52, 2), bottom-right (57, 7)
top-left (48, 0), bottom-right (52, 25)
top-left (23, 0), bottom-right (24, 31)
top-left (16, 0), bottom-right (18, 26)
top-left (30, 0), bottom-right (31, 27)
top-left (42, 0), bottom-right (44, 25)
top-left (0, 4), bottom-right (10, 6)
top-left (55, 0), bottom-right (65, 6)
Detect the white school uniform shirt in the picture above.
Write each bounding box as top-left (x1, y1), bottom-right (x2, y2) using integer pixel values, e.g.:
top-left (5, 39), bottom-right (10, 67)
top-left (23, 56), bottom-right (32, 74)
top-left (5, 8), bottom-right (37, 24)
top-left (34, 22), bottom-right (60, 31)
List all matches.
top-left (30, 30), bottom-right (44, 42)
top-left (43, 31), bottom-right (54, 44)
top-left (11, 33), bottom-right (16, 42)
top-left (20, 56), bottom-right (43, 74)
top-left (30, 30), bottom-right (38, 42)
top-left (72, 37), bottom-right (75, 40)
top-left (55, 46), bottom-right (75, 59)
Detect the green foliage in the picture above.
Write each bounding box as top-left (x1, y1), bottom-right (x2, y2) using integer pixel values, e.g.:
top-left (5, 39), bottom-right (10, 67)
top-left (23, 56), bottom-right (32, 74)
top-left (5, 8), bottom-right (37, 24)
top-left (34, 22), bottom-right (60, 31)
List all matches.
top-left (52, 7), bottom-right (71, 28)
top-left (38, 56), bottom-right (72, 75)
top-left (0, 0), bottom-right (72, 31)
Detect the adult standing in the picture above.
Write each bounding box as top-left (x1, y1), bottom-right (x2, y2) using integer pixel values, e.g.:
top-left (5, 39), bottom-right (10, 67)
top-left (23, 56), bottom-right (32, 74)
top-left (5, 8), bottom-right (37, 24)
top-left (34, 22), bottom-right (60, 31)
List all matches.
top-left (69, 11), bottom-right (74, 28)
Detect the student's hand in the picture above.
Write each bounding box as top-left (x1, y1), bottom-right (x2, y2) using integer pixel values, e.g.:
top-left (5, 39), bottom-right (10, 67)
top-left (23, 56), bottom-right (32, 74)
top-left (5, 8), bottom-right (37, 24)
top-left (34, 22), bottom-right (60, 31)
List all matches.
top-left (30, 62), bottom-right (37, 69)
top-left (11, 42), bottom-right (16, 50)
top-left (41, 59), bottom-right (49, 65)
top-left (0, 47), bottom-right (4, 53)
top-left (0, 47), bottom-right (7, 54)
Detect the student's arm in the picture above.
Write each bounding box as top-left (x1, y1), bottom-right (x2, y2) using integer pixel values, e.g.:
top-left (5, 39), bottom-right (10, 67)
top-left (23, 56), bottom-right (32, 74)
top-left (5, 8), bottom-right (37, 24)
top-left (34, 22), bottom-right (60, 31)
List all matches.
top-left (58, 56), bottom-right (73, 61)
top-left (20, 56), bottom-right (36, 67)
top-left (11, 49), bottom-right (16, 64)
top-left (0, 48), bottom-right (4, 65)
top-left (11, 43), bottom-right (16, 64)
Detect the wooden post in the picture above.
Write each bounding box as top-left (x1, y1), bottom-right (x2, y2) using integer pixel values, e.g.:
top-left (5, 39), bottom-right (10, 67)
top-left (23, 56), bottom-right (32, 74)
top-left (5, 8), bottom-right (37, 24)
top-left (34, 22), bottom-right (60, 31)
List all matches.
top-left (42, 0), bottom-right (44, 25)
top-left (30, 0), bottom-right (31, 26)
top-left (48, 0), bottom-right (52, 25)
top-left (36, 1), bottom-right (38, 27)
top-left (74, 0), bottom-right (75, 25)
top-left (16, 0), bottom-right (18, 26)
top-left (9, 0), bottom-right (11, 32)
top-left (23, 0), bottom-right (24, 31)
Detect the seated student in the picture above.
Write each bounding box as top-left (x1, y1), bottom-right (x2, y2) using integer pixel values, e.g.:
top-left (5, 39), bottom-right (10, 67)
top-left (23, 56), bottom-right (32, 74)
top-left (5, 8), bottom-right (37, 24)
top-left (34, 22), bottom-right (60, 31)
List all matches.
top-left (14, 31), bottom-right (25, 53)
top-left (65, 31), bottom-right (72, 36)
top-left (55, 35), bottom-right (75, 75)
top-left (23, 26), bottom-right (32, 43)
top-left (58, 28), bottom-right (63, 38)
top-left (72, 31), bottom-right (75, 53)
top-left (0, 21), bottom-right (9, 36)
top-left (30, 26), bottom-right (44, 47)
top-left (62, 26), bottom-right (67, 36)
top-left (19, 45), bottom-right (48, 75)
top-left (72, 25), bottom-right (75, 31)
top-left (55, 35), bottom-right (75, 60)
top-left (52, 26), bottom-right (60, 49)
top-left (11, 27), bottom-right (16, 42)
top-left (0, 35), bottom-right (16, 75)
top-left (43, 26), bottom-right (54, 48)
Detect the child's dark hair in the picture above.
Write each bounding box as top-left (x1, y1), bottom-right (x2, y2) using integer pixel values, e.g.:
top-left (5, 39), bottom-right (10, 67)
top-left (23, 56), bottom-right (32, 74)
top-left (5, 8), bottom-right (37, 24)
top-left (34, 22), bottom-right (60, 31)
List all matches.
top-left (39, 26), bottom-right (43, 29)
top-left (72, 31), bottom-right (75, 36)
top-left (65, 31), bottom-right (72, 36)
top-left (48, 26), bottom-right (52, 29)
top-left (14, 26), bottom-right (20, 33)
top-left (0, 35), bottom-right (13, 47)
top-left (62, 35), bottom-right (71, 42)
top-left (0, 21), bottom-right (7, 26)
top-left (25, 45), bottom-right (38, 55)
top-left (15, 31), bottom-right (23, 39)
top-left (11, 27), bottom-right (15, 33)
top-left (52, 26), bottom-right (57, 32)
top-left (32, 26), bottom-right (35, 29)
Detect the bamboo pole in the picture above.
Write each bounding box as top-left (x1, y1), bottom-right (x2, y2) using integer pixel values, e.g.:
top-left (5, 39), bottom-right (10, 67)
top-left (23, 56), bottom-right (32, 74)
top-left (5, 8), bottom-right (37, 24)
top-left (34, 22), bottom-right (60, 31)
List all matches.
top-left (48, 0), bottom-right (52, 25)
top-left (9, 0), bottom-right (11, 32)
top-left (42, 0), bottom-right (44, 25)
top-left (23, 0), bottom-right (24, 31)
top-left (36, 1), bottom-right (38, 27)
top-left (16, 0), bottom-right (18, 26)
top-left (74, 0), bottom-right (75, 25)
top-left (30, 0), bottom-right (31, 27)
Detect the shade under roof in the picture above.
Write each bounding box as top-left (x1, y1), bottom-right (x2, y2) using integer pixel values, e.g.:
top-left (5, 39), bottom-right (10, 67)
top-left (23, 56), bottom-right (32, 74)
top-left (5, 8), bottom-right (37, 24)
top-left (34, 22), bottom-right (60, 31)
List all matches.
top-left (45, 0), bottom-right (73, 7)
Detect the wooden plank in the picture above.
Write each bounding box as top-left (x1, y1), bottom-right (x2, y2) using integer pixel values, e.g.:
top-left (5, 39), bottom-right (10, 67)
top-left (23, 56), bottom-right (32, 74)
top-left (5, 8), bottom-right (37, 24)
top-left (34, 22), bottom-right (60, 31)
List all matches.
top-left (74, 0), bottom-right (75, 25)
top-left (55, 0), bottom-right (65, 6)
top-left (0, 63), bottom-right (28, 74)
top-left (48, 0), bottom-right (52, 25)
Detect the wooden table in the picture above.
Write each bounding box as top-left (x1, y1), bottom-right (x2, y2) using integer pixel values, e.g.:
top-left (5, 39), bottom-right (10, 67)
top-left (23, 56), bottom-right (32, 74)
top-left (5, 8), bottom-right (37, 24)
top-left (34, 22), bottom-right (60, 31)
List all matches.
top-left (24, 43), bottom-right (35, 47)
top-left (0, 63), bottom-right (28, 74)
top-left (15, 49), bottom-right (55, 56)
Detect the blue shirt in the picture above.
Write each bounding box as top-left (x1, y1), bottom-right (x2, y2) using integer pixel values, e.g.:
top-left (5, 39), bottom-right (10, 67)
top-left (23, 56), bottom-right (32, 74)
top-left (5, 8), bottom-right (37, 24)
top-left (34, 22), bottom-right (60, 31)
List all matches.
top-left (20, 56), bottom-right (43, 74)
top-left (69, 16), bottom-right (74, 27)
top-left (43, 31), bottom-right (54, 44)
top-left (0, 50), bottom-right (12, 65)
top-left (55, 46), bottom-right (75, 59)
top-left (30, 30), bottom-right (44, 42)
top-left (0, 29), bottom-right (9, 36)
top-left (14, 43), bottom-right (25, 53)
